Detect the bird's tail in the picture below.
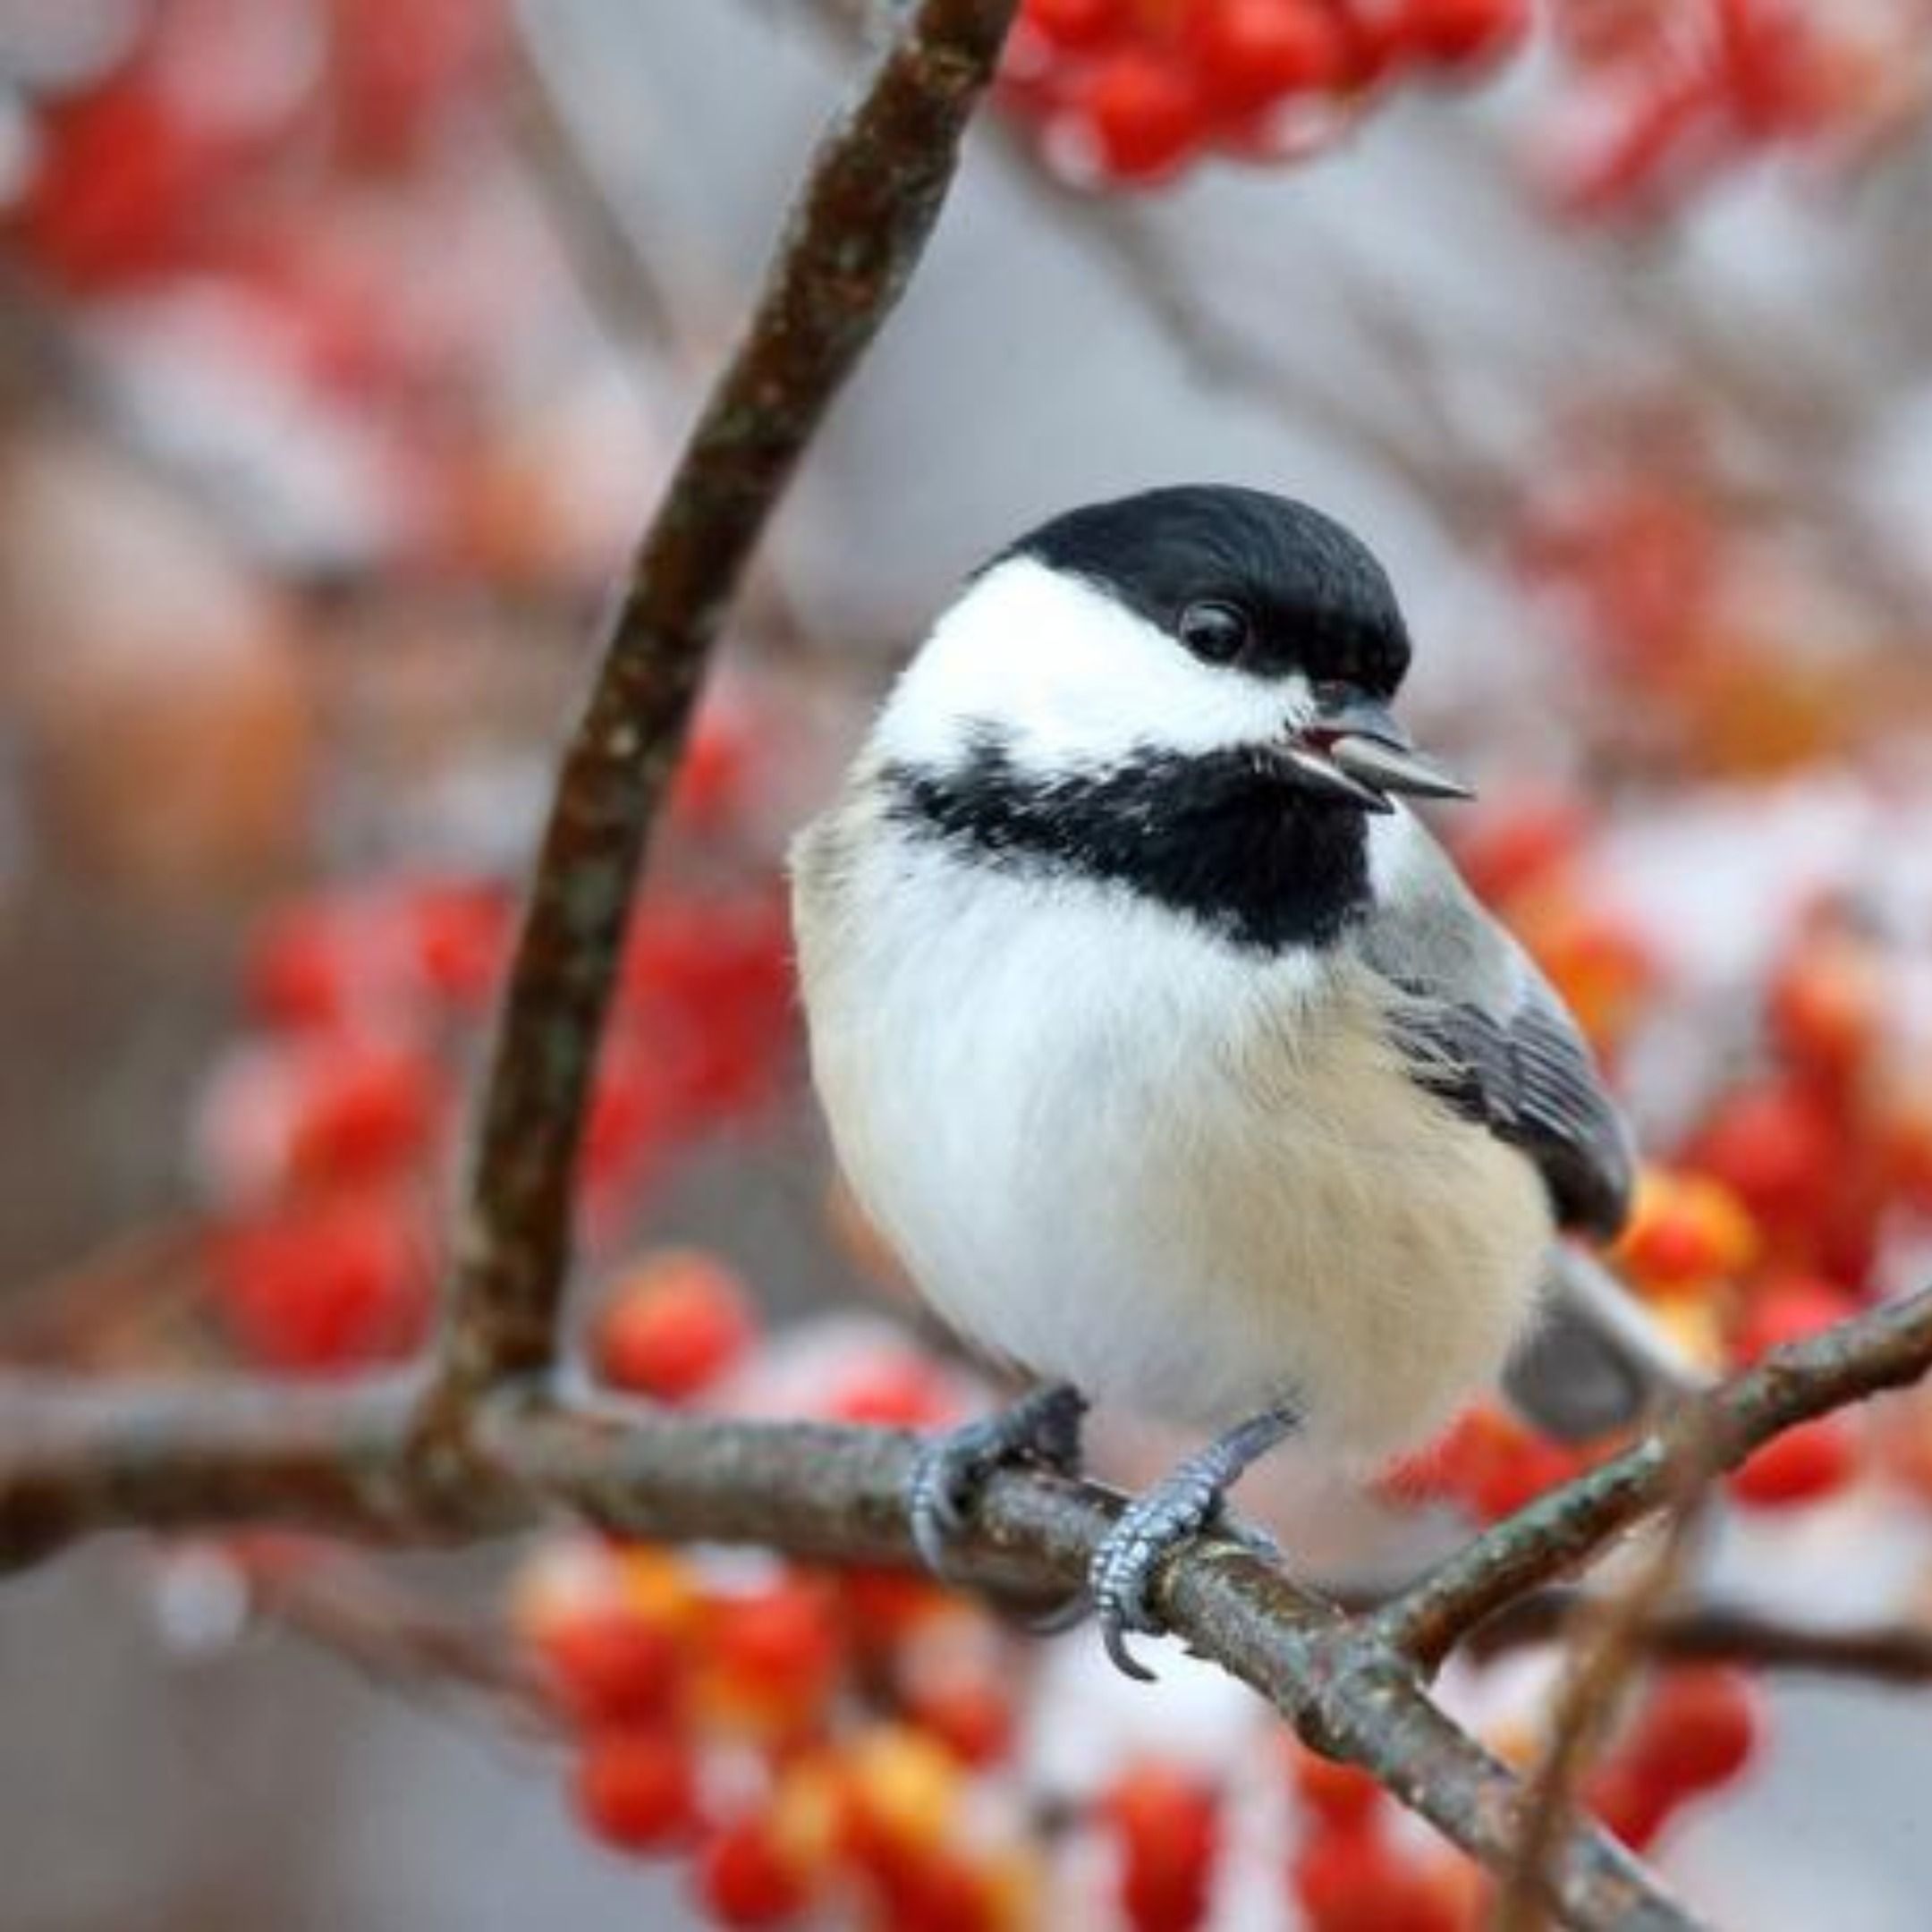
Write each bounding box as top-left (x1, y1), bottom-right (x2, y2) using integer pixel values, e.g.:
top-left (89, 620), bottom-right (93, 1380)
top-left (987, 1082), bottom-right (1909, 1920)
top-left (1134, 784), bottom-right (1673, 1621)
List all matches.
top-left (1503, 1244), bottom-right (1712, 1444)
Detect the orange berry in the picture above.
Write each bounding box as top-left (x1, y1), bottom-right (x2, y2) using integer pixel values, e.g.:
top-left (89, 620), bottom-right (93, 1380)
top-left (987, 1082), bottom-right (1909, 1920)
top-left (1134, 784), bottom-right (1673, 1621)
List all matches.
top-left (1615, 1169), bottom-right (1759, 1292)
top-left (1768, 933), bottom-right (1882, 1091)
top-left (839, 1726), bottom-right (965, 1869)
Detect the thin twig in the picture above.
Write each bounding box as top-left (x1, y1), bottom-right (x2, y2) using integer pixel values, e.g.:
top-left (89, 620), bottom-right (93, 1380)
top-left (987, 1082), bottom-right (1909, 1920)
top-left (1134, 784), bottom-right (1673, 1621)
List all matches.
top-left (245, 1546), bottom-right (563, 1743)
top-left (1493, 1464), bottom-right (1707, 1932)
top-left (1468, 1593), bottom-right (1932, 1685)
top-left (435, 0), bottom-right (1023, 1406)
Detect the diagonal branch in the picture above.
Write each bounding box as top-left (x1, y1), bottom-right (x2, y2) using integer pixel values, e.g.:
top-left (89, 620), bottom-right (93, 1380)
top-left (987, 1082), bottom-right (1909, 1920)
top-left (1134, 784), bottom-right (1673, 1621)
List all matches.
top-left (1373, 1286), bottom-right (1932, 1667)
top-left (435, 0), bottom-right (1022, 1408)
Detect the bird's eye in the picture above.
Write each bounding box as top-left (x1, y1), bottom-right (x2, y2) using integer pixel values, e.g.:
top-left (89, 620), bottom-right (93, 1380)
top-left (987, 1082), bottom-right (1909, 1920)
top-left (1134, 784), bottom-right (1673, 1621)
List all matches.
top-left (1177, 599), bottom-right (1251, 665)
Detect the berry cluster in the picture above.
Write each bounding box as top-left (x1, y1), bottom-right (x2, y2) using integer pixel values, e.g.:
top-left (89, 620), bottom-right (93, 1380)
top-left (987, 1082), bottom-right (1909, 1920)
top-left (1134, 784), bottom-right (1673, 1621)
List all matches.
top-left (12, 0), bottom-right (507, 292)
top-left (1538, 0), bottom-right (1932, 217)
top-left (998, 0), bottom-right (1530, 186)
top-left (192, 713), bottom-right (792, 1376)
top-left (513, 1422), bottom-right (1037, 1930)
top-left (1401, 809), bottom-right (1932, 1528)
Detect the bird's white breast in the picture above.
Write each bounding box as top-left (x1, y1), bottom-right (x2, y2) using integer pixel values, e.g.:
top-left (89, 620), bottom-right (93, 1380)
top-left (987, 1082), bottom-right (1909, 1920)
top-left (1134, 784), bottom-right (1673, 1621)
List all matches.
top-left (792, 797), bottom-right (1553, 1464)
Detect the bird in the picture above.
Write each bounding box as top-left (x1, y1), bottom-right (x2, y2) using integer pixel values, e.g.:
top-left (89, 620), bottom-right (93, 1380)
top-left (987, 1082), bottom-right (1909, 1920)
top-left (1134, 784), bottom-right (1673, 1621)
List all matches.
top-left (790, 484), bottom-right (1676, 1678)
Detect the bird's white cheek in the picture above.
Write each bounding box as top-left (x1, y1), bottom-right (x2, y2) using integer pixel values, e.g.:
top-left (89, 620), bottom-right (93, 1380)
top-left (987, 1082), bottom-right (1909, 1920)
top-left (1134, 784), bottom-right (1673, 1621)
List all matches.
top-left (874, 557), bottom-right (1306, 772)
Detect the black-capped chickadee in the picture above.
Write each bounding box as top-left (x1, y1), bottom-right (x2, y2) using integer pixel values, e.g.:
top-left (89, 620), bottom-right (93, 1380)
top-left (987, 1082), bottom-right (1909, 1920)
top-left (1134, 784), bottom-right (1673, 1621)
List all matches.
top-left (792, 485), bottom-right (1679, 1677)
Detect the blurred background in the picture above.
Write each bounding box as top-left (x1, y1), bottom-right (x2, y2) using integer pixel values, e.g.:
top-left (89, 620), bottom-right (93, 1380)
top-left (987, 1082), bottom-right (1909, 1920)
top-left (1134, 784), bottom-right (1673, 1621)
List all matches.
top-left (6, 1), bottom-right (1932, 1927)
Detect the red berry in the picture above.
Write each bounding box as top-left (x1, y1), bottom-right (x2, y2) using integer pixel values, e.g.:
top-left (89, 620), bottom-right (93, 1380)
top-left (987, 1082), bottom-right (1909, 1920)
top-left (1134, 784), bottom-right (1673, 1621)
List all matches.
top-left (671, 712), bottom-right (752, 834)
top-left (1395, 0), bottom-right (1530, 69)
top-left (1451, 792), bottom-right (1589, 908)
top-left (572, 1728), bottom-right (702, 1854)
top-left (1768, 934), bottom-right (1881, 1091)
top-left (1104, 1763), bottom-right (1220, 1932)
top-left (1583, 1761), bottom-right (1676, 1852)
top-left (592, 1251), bottom-right (757, 1402)
top-left (212, 1199), bottom-right (428, 1372)
top-left (1728, 1416), bottom-right (1859, 1511)
top-left (407, 881), bottom-right (512, 1008)
top-left (696, 1813), bottom-right (812, 1928)
top-left (326, 0), bottom-right (505, 165)
top-left (1293, 1826), bottom-right (1456, 1932)
top-left (1186, 0), bottom-right (1349, 119)
top-left (16, 79), bottom-right (221, 288)
top-left (244, 901), bottom-right (352, 1030)
top-left (286, 1044), bottom-right (444, 1188)
top-left (905, 1676), bottom-right (1015, 1768)
top-left (1291, 1750), bottom-right (1384, 1834)
top-left (1630, 1668), bottom-right (1761, 1796)
top-left (1732, 1277), bottom-right (1857, 1365)
top-left (874, 1849), bottom-right (998, 1932)
top-left (1021, 0), bottom-right (1123, 52)
top-left (1471, 1435), bottom-right (1583, 1522)
top-left (822, 1352), bottom-right (957, 1428)
top-left (1687, 1082), bottom-right (1836, 1233)
top-left (710, 1577), bottom-right (844, 1705)
top-left (1073, 48), bottom-right (1207, 182)
top-left (540, 1610), bottom-right (682, 1727)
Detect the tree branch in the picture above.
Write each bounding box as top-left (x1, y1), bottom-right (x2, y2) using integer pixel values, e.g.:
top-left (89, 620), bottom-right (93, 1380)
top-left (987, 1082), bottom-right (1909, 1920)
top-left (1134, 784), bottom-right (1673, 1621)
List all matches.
top-left (436, 0), bottom-right (1021, 1405)
top-left (1469, 1591), bottom-right (1932, 1685)
top-left (1371, 1287), bottom-right (1932, 1669)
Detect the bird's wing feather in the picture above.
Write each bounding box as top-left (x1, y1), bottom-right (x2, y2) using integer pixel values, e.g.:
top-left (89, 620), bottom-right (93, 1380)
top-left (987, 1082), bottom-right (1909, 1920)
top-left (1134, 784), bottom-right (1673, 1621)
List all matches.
top-left (1355, 822), bottom-right (1636, 1241)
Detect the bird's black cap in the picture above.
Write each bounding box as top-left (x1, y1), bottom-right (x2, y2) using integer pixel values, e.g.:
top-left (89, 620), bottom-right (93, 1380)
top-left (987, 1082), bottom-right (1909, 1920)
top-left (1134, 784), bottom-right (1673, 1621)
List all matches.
top-left (996, 485), bottom-right (1411, 696)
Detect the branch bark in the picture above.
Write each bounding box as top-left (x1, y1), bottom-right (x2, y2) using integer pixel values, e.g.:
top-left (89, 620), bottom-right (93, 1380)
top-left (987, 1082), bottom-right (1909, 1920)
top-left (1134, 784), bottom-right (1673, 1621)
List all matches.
top-left (13, 1292), bottom-right (1931, 1922)
top-left (436, 0), bottom-right (1021, 1404)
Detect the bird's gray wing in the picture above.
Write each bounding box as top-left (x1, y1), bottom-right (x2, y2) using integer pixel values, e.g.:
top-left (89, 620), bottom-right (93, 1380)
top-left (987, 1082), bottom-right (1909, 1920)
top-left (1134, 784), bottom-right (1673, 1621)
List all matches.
top-left (1355, 824), bottom-right (1636, 1242)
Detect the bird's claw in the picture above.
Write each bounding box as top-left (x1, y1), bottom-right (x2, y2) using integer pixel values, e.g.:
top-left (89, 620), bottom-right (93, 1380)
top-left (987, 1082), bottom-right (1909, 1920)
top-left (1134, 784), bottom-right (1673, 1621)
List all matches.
top-left (1087, 1465), bottom-right (1234, 1681)
top-left (1086, 1407), bottom-right (1299, 1679)
top-left (906, 1383), bottom-right (1087, 1585)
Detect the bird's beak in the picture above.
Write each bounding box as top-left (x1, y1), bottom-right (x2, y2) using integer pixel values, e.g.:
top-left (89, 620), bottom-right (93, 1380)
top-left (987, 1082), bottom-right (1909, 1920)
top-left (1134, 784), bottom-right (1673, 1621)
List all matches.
top-left (1280, 692), bottom-right (1476, 812)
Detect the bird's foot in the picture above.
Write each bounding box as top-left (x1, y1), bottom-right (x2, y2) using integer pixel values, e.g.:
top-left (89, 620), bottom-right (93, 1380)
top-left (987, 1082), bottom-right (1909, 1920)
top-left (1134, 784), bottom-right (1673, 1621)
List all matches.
top-left (908, 1382), bottom-right (1087, 1581)
top-left (1087, 1408), bottom-right (1298, 1682)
